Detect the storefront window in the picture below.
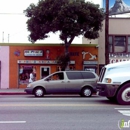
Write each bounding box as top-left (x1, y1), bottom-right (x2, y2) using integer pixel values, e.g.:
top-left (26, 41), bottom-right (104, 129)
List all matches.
top-left (114, 36), bottom-right (126, 52)
top-left (19, 65), bottom-right (36, 84)
top-left (128, 37), bottom-right (130, 52)
top-left (109, 36), bottom-right (113, 52)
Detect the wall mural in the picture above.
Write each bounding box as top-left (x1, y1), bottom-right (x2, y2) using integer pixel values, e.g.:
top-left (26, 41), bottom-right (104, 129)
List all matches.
top-left (103, 0), bottom-right (130, 16)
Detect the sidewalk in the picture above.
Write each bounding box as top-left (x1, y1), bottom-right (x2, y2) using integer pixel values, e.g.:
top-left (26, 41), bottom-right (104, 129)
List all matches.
top-left (0, 88), bottom-right (26, 95)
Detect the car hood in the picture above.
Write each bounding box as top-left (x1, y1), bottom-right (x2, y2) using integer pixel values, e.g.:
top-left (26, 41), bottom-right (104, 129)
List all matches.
top-left (29, 79), bottom-right (45, 86)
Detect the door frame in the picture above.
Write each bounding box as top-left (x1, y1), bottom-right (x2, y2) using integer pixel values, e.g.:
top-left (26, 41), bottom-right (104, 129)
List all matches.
top-left (40, 66), bottom-right (51, 79)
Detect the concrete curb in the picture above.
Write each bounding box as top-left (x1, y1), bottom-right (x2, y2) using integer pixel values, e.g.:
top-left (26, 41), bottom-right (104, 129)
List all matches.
top-left (0, 92), bottom-right (27, 95)
top-left (0, 89), bottom-right (27, 95)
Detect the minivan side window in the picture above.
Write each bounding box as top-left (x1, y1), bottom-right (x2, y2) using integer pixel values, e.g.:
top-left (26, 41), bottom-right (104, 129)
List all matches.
top-left (81, 72), bottom-right (96, 79)
top-left (57, 72), bottom-right (64, 80)
top-left (66, 72), bottom-right (83, 79)
top-left (46, 72), bottom-right (64, 80)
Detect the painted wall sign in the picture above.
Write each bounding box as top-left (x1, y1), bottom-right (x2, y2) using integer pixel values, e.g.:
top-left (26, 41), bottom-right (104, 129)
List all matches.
top-left (17, 60), bottom-right (75, 64)
top-left (82, 51), bottom-right (97, 60)
top-left (18, 60), bottom-right (56, 64)
top-left (109, 53), bottom-right (130, 58)
top-left (109, 53), bottom-right (130, 63)
top-left (103, 0), bottom-right (130, 17)
top-left (14, 50), bottom-right (20, 56)
top-left (83, 61), bottom-right (98, 65)
top-left (109, 58), bottom-right (130, 63)
top-left (24, 50), bottom-right (43, 56)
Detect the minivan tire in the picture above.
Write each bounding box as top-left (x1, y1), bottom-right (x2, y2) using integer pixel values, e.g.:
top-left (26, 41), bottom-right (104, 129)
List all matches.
top-left (34, 87), bottom-right (44, 97)
top-left (81, 87), bottom-right (92, 97)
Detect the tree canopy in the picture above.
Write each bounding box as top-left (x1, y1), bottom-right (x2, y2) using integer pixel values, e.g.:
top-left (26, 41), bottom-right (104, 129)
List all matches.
top-left (24, 0), bottom-right (105, 54)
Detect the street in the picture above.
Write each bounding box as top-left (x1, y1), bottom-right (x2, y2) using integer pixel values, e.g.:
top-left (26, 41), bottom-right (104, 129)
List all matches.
top-left (0, 95), bottom-right (129, 130)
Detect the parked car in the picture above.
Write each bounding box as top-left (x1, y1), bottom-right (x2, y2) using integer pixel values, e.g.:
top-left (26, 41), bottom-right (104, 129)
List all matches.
top-left (24, 71), bottom-right (99, 97)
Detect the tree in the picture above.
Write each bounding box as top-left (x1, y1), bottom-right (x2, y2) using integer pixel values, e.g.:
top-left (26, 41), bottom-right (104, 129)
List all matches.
top-left (57, 53), bottom-right (70, 71)
top-left (24, 0), bottom-right (105, 69)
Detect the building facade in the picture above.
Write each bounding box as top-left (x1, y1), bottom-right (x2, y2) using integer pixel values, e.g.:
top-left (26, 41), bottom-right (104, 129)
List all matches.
top-left (83, 17), bottom-right (130, 71)
top-left (0, 44), bottom-right (98, 89)
top-left (99, 17), bottom-right (130, 65)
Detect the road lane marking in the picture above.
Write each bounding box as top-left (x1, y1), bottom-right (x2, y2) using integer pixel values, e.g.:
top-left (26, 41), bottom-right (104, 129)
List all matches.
top-left (115, 108), bottom-right (130, 116)
top-left (0, 121), bottom-right (26, 123)
top-left (115, 108), bottom-right (130, 109)
top-left (118, 110), bottom-right (130, 116)
top-left (0, 103), bottom-right (120, 107)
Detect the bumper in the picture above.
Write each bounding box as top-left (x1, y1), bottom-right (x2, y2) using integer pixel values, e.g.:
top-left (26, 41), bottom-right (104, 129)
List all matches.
top-left (96, 83), bottom-right (120, 97)
top-left (24, 87), bottom-right (34, 94)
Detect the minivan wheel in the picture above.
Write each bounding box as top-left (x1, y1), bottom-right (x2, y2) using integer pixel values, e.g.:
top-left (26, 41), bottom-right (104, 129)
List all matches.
top-left (34, 87), bottom-right (44, 97)
top-left (116, 83), bottom-right (130, 105)
top-left (81, 87), bottom-right (92, 97)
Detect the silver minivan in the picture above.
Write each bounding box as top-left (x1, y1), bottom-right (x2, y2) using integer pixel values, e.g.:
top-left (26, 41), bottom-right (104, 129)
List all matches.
top-left (24, 71), bottom-right (99, 97)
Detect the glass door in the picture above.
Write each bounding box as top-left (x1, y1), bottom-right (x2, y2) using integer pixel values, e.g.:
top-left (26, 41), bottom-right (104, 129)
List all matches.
top-left (40, 66), bottom-right (50, 79)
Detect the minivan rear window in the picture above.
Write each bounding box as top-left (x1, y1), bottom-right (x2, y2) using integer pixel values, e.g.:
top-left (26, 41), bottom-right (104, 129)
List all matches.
top-left (81, 72), bottom-right (96, 79)
top-left (66, 72), bottom-right (83, 79)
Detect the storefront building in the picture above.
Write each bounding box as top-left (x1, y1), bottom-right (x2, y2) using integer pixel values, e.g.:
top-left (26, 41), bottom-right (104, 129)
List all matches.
top-left (83, 17), bottom-right (130, 72)
top-left (83, 0), bottom-right (130, 71)
top-left (98, 18), bottom-right (130, 67)
top-left (9, 44), bottom-right (98, 88)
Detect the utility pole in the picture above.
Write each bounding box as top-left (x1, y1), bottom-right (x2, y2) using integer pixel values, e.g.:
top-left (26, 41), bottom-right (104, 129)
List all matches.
top-left (105, 0), bottom-right (109, 65)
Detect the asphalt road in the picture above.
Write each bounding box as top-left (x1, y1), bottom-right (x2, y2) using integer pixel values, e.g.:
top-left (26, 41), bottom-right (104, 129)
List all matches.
top-left (0, 95), bottom-right (129, 130)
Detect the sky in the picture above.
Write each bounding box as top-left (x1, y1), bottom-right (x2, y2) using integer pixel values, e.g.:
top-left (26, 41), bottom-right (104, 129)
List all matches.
top-left (0, 0), bottom-right (102, 43)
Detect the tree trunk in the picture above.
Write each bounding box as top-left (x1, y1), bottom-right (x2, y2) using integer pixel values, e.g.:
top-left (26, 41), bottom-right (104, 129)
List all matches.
top-left (64, 42), bottom-right (70, 70)
top-left (64, 36), bottom-right (75, 70)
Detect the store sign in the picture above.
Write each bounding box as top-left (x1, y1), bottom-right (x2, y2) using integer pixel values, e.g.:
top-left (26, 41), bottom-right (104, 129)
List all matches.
top-left (24, 50), bottom-right (43, 56)
top-left (83, 61), bottom-right (98, 65)
top-left (18, 60), bottom-right (56, 64)
top-left (17, 60), bottom-right (75, 65)
top-left (109, 58), bottom-right (130, 63)
top-left (109, 53), bottom-right (130, 63)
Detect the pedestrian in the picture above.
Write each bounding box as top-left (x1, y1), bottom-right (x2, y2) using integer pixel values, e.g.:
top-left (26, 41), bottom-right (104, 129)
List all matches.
top-left (29, 70), bottom-right (34, 83)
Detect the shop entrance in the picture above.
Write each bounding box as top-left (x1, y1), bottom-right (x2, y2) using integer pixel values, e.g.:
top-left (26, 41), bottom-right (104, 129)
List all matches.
top-left (40, 66), bottom-right (50, 79)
